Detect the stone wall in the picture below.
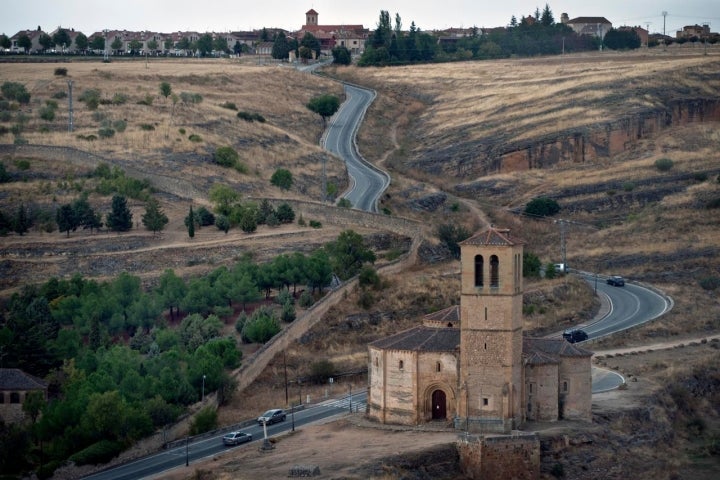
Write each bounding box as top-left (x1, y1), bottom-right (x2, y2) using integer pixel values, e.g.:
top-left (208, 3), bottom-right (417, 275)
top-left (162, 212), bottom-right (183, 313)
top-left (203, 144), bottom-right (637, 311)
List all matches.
top-left (558, 356), bottom-right (592, 421)
top-left (524, 363), bottom-right (559, 422)
top-left (458, 433), bottom-right (540, 480)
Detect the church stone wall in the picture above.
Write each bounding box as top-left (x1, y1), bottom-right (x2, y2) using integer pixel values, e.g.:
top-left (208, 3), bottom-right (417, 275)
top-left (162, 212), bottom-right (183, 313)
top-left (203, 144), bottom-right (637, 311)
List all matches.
top-left (559, 356), bottom-right (592, 420)
top-left (368, 349), bottom-right (419, 424)
top-left (524, 363), bottom-right (559, 422)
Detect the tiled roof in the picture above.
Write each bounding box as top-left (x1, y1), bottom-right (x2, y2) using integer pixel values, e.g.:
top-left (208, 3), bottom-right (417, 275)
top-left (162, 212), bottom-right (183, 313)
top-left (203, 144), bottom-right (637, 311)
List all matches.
top-left (424, 305), bottom-right (460, 324)
top-left (524, 350), bottom-right (559, 366)
top-left (460, 226), bottom-right (525, 247)
top-left (568, 17), bottom-right (611, 24)
top-left (369, 326), bottom-right (460, 352)
top-left (0, 368), bottom-right (47, 390)
top-left (523, 337), bottom-right (593, 358)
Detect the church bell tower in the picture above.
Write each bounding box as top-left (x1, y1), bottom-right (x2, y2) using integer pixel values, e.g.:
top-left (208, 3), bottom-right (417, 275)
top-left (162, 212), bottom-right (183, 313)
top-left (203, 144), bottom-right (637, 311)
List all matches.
top-left (457, 226), bottom-right (524, 433)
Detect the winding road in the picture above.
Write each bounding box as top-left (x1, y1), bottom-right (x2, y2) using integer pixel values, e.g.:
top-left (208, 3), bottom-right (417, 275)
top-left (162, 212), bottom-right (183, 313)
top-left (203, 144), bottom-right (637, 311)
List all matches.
top-left (322, 84), bottom-right (389, 212)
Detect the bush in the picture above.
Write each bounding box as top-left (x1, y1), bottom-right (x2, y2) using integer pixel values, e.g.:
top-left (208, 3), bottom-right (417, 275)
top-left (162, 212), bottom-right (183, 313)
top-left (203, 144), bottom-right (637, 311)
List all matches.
top-left (189, 407), bottom-right (217, 435)
top-left (79, 88), bottom-right (101, 110)
top-left (1, 82), bottom-right (31, 104)
top-left (270, 168), bottom-right (293, 190)
top-left (309, 220), bottom-right (322, 228)
top-left (337, 198), bottom-right (352, 208)
top-left (297, 214), bottom-right (306, 227)
top-left (39, 105), bottom-right (56, 121)
top-left (436, 223), bottom-right (471, 259)
top-left (180, 92), bottom-right (203, 104)
top-left (214, 146), bottom-right (239, 168)
top-left (112, 93), bottom-right (129, 105)
top-left (524, 197), bottom-right (560, 217)
top-left (298, 290), bottom-right (314, 308)
top-left (69, 440), bottom-right (125, 466)
top-left (236, 111), bottom-right (265, 122)
top-left (220, 101), bottom-right (237, 110)
top-left (98, 127), bottom-right (115, 138)
top-left (188, 134), bottom-right (202, 142)
top-left (54, 67), bottom-right (68, 76)
top-left (14, 159), bottom-right (30, 170)
top-left (281, 301), bottom-right (296, 322)
top-left (523, 252), bottom-right (542, 278)
top-left (698, 277), bottom-right (720, 291)
top-left (310, 360), bottom-right (336, 384)
top-left (358, 265), bottom-right (381, 289)
top-left (276, 203), bottom-right (295, 223)
top-left (52, 90), bottom-right (67, 99)
top-left (137, 94), bottom-right (154, 106)
top-left (139, 123), bottom-right (155, 131)
top-left (622, 182), bottom-right (635, 191)
top-left (112, 119), bottom-right (127, 132)
top-left (655, 158), bottom-right (674, 172)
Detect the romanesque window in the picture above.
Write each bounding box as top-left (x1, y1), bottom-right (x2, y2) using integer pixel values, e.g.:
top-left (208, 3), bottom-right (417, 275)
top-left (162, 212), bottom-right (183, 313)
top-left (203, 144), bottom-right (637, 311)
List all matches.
top-left (10, 392), bottom-right (20, 404)
top-left (482, 398), bottom-right (489, 407)
top-left (474, 255), bottom-right (484, 287)
top-left (436, 362), bottom-right (441, 372)
top-left (399, 360), bottom-right (404, 370)
top-left (563, 381), bottom-right (568, 392)
top-left (528, 383), bottom-right (533, 393)
top-left (490, 255), bottom-right (499, 287)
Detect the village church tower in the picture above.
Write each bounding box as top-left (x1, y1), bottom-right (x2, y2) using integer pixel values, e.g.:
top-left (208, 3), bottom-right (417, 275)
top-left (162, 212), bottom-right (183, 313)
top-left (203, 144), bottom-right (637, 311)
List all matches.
top-left (457, 229), bottom-right (524, 433)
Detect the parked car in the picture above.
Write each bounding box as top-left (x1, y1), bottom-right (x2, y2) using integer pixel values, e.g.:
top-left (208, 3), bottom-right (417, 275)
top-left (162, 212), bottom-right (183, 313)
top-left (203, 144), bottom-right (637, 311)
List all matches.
top-left (222, 431), bottom-right (252, 446)
top-left (606, 275), bottom-right (625, 287)
top-left (257, 409), bottom-right (286, 425)
top-left (563, 329), bottom-right (589, 343)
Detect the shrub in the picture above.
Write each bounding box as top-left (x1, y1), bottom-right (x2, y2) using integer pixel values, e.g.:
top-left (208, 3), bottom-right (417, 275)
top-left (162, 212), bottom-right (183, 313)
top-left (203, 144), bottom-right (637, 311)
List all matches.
top-left (214, 146), bottom-right (239, 168)
top-left (39, 105), bottom-right (56, 121)
top-left (524, 197), bottom-right (560, 217)
top-left (137, 94), bottom-right (154, 106)
top-left (220, 101), bottom-right (237, 110)
top-left (236, 111), bottom-right (265, 122)
top-left (112, 93), bottom-right (129, 105)
top-left (112, 119), bottom-right (127, 132)
top-left (358, 265), bottom-right (381, 289)
top-left (622, 182), bottom-right (635, 191)
top-left (270, 168), bottom-right (293, 190)
top-left (276, 203), bottom-right (295, 223)
top-left (297, 214), bottom-right (306, 227)
top-left (693, 172), bottom-right (708, 182)
top-left (698, 277), bottom-right (720, 290)
top-left (79, 88), bottom-right (101, 110)
top-left (0, 111), bottom-right (11, 122)
top-left (189, 407), bottom-right (217, 435)
top-left (69, 440), bottom-right (124, 466)
top-left (178, 128), bottom-right (186, 135)
top-left (180, 92), bottom-right (203, 104)
top-left (1, 82), bottom-right (31, 104)
top-left (139, 123), bottom-right (155, 130)
top-left (655, 158), bottom-right (674, 172)
top-left (337, 198), bottom-right (352, 208)
top-left (309, 220), bottom-right (322, 228)
top-left (54, 67), bottom-right (68, 76)
top-left (188, 134), bottom-right (202, 142)
top-left (281, 301), bottom-right (296, 322)
top-left (52, 90), bottom-right (67, 99)
top-left (298, 290), bottom-right (314, 308)
top-left (77, 134), bottom-right (97, 141)
top-left (98, 127), bottom-right (115, 138)
top-left (14, 159), bottom-right (30, 170)
top-left (436, 223), bottom-right (471, 259)
top-left (523, 252), bottom-right (542, 278)
top-left (309, 360), bottom-right (336, 384)
top-left (357, 289), bottom-right (376, 309)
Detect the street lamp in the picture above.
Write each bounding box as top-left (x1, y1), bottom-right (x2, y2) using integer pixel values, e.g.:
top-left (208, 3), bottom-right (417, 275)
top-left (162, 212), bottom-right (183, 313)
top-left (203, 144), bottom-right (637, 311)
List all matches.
top-left (201, 375), bottom-right (206, 403)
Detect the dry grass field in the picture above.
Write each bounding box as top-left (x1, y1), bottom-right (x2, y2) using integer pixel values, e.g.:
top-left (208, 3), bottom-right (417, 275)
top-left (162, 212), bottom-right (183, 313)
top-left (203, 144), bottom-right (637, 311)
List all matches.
top-left (3, 48), bottom-right (720, 479)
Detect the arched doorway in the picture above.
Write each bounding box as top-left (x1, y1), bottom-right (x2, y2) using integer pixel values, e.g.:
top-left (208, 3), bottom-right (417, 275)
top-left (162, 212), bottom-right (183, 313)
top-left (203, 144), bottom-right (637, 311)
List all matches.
top-left (431, 390), bottom-right (447, 419)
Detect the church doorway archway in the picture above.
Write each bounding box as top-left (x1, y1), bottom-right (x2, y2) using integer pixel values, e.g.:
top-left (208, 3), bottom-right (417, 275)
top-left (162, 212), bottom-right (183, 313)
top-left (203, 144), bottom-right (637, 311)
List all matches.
top-left (431, 390), bottom-right (447, 419)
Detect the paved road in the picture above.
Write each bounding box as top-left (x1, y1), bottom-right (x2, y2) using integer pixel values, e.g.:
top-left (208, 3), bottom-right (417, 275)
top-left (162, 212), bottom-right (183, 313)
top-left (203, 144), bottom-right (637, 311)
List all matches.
top-left (322, 84), bottom-right (389, 212)
top-left (81, 393), bottom-right (368, 480)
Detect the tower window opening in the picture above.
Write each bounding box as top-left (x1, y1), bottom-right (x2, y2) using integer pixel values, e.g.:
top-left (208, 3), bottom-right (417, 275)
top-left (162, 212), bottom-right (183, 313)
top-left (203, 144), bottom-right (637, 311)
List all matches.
top-left (474, 255), bottom-right (484, 287)
top-left (399, 360), bottom-right (404, 370)
top-left (490, 255), bottom-right (499, 287)
top-left (436, 362), bottom-right (441, 372)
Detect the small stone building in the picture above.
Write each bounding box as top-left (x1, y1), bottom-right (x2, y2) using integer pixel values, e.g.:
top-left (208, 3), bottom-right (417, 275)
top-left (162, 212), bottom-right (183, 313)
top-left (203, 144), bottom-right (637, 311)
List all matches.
top-left (367, 226), bottom-right (592, 433)
top-left (0, 368), bottom-right (48, 424)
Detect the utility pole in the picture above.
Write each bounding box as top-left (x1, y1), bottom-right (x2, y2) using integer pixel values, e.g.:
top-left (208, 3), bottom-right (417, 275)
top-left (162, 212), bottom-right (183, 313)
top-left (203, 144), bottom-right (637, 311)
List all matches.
top-left (557, 219), bottom-right (567, 269)
top-left (67, 79), bottom-right (73, 133)
top-left (662, 11), bottom-right (667, 37)
top-left (103, 29), bottom-right (109, 61)
top-left (645, 23), bottom-right (652, 47)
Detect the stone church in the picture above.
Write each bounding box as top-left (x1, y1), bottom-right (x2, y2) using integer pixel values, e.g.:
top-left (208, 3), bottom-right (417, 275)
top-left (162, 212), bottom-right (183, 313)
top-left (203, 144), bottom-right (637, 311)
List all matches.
top-left (367, 226), bottom-right (592, 433)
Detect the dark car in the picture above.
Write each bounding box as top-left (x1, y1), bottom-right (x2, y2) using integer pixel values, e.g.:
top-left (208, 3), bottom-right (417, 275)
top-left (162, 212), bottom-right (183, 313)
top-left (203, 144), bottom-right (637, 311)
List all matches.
top-left (257, 409), bottom-right (286, 425)
top-left (563, 329), bottom-right (589, 343)
top-left (606, 275), bottom-right (625, 287)
top-left (222, 431), bottom-right (252, 446)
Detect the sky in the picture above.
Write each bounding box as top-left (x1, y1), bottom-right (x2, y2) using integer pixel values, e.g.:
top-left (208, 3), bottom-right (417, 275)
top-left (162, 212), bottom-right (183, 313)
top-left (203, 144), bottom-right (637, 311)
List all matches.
top-left (2, 1), bottom-right (718, 37)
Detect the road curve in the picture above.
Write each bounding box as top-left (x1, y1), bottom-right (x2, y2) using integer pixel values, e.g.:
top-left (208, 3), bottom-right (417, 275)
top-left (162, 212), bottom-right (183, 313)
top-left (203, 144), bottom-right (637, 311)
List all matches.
top-left (322, 84), bottom-right (390, 212)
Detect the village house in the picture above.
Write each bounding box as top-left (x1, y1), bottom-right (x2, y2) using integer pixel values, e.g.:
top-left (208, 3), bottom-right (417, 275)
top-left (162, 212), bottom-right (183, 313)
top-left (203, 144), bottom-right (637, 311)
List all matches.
top-left (296, 9), bottom-right (368, 55)
top-left (367, 226), bottom-right (592, 433)
top-left (0, 368), bottom-right (48, 424)
top-left (560, 13), bottom-right (613, 40)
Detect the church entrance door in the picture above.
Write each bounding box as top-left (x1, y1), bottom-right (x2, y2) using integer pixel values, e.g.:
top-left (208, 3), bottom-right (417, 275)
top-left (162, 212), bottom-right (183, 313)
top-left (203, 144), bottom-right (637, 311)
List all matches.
top-left (431, 390), bottom-right (446, 419)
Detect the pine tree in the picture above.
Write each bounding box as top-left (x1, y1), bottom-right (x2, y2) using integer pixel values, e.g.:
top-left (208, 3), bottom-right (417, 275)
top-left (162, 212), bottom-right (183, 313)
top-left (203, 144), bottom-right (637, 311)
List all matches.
top-left (106, 195), bottom-right (133, 232)
top-left (13, 203), bottom-right (30, 235)
top-left (186, 206), bottom-right (195, 238)
top-left (142, 197), bottom-right (169, 235)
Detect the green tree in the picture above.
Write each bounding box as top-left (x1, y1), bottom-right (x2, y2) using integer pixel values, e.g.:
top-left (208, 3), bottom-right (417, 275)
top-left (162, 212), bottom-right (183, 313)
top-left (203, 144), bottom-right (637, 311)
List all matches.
top-left (13, 203), bottom-right (30, 235)
top-left (56, 203), bottom-right (79, 237)
top-left (147, 39), bottom-right (159, 52)
top-left (270, 168), bottom-right (293, 190)
top-left (159, 81), bottom-right (172, 99)
top-left (89, 35), bottom-right (105, 51)
top-left (17, 34), bottom-right (32, 53)
top-left (128, 39), bottom-right (142, 54)
top-left (524, 197), bottom-right (560, 217)
top-left (307, 94), bottom-right (340, 128)
top-left (523, 252), bottom-right (542, 278)
top-left (186, 206), bottom-right (195, 238)
top-left (39, 33), bottom-right (54, 52)
top-left (53, 29), bottom-right (71, 50)
top-left (215, 214), bottom-right (230, 233)
top-left (209, 183), bottom-right (238, 215)
top-left (271, 31), bottom-right (290, 60)
top-left (75, 32), bottom-right (89, 52)
top-left (436, 223), bottom-right (471, 259)
top-left (1, 82), bottom-right (31, 104)
top-left (157, 269), bottom-right (187, 321)
top-left (276, 203), bottom-right (295, 223)
top-left (325, 230), bottom-right (376, 280)
top-left (212, 36), bottom-right (228, 53)
top-left (332, 46), bottom-right (352, 65)
top-left (239, 208), bottom-right (257, 233)
top-left (241, 306), bottom-right (280, 343)
top-left (603, 28), bottom-right (641, 50)
top-left (540, 4), bottom-right (555, 26)
top-left (300, 32), bottom-right (321, 58)
top-left (196, 33), bottom-right (213, 56)
top-left (22, 390), bottom-right (46, 424)
top-left (176, 37), bottom-right (190, 51)
top-left (189, 406), bottom-right (217, 435)
top-left (214, 146), bottom-right (239, 168)
top-left (164, 38), bottom-right (174, 51)
top-left (0, 34), bottom-right (10, 50)
top-left (111, 37), bottom-right (123, 53)
top-left (106, 195), bottom-right (133, 231)
top-left (142, 197), bottom-right (169, 235)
